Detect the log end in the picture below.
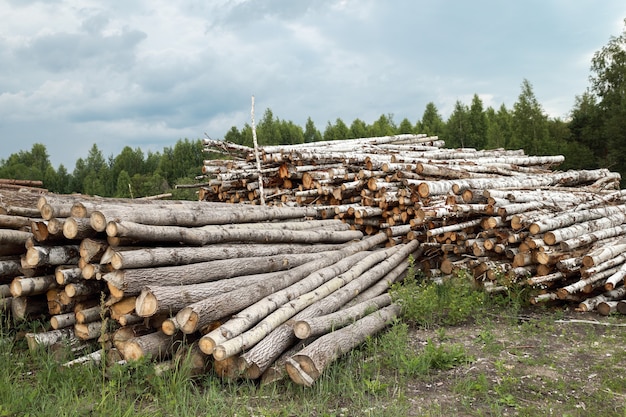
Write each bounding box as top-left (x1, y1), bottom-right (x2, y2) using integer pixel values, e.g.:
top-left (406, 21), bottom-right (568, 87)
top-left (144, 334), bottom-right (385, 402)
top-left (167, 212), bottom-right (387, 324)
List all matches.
top-left (198, 335), bottom-right (217, 355)
top-left (63, 218), bottom-right (79, 240)
top-left (135, 290), bottom-right (158, 318)
top-left (285, 356), bottom-right (319, 387)
top-left (90, 212), bottom-right (108, 233)
top-left (293, 321), bottom-right (311, 340)
top-left (161, 318), bottom-right (180, 336)
top-left (123, 341), bottom-right (144, 361)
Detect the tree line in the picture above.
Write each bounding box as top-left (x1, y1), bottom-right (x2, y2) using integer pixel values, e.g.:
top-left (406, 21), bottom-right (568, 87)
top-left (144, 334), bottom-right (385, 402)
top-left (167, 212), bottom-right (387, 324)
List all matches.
top-left (1, 19), bottom-right (625, 195)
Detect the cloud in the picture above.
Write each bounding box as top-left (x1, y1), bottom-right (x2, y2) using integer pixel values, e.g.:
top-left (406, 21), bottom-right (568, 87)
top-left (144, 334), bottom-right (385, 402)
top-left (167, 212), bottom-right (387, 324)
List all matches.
top-left (0, 0), bottom-right (625, 170)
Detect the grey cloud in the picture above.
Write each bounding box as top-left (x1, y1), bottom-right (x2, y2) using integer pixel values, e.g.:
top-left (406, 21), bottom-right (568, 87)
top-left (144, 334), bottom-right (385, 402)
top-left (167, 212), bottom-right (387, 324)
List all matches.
top-left (15, 27), bottom-right (146, 73)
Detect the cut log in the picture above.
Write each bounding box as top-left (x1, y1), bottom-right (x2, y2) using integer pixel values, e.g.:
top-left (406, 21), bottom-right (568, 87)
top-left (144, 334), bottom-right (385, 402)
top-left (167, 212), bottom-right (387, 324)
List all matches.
top-left (105, 252), bottom-right (327, 297)
top-left (10, 275), bottom-right (57, 297)
top-left (238, 239), bottom-right (419, 378)
top-left (177, 233), bottom-right (387, 337)
top-left (24, 328), bottom-right (76, 351)
top-left (63, 217), bottom-right (98, 240)
top-left (94, 205), bottom-right (319, 229)
top-left (11, 295), bottom-right (48, 320)
top-left (55, 266), bottom-right (83, 285)
top-left (74, 321), bottom-right (104, 340)
top-left (75, 305), bottom-right (104, 324)
top-left (24, 245), bottom-right (80, 268)
top-left (50, 312), bottom-right (76, 329)
top-left (106, 220), bottom-right (363, 246)
top-left (211, 246), bottom-right (399, 360)
top-left (110, 242), bottom-right (347, 270)
top-left (123, 330), bottom-right (182, 361)
top-left (286, 304), bottom-right (401, 386)
top-left (294, 293), bottom-right (393, 339)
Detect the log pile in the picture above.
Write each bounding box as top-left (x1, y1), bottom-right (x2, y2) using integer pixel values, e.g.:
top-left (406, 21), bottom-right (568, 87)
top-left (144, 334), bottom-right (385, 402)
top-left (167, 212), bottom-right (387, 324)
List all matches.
top-left (1, 189), bottom-right (416, 386)
top-left (199, 135), bottom-right (626, 318)
top-left (3, 133), bottom-right (626, 386)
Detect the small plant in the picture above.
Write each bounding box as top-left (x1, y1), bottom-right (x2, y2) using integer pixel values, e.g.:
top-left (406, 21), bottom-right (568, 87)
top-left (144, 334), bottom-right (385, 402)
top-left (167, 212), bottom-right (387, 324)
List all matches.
top-left (398, 339), bottom-right (474, 377)
top-left (391, 268), bottom-right (486, 328)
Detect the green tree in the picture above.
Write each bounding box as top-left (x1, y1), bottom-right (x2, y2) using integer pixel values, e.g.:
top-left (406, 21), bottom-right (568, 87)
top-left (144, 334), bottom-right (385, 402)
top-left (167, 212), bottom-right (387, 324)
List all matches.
top-left (419, 102), bottom-right (445, 136)
top-left (115, 170), bottom-right (133, 197)
top-left (397, 117), bottom-right (415, 134)
top-left (467, 94), bottom-right (488, 149)
top-left (588, 18), bottom-right (626, 176)
top-left (303, 117), bottom-right (322, 143)
top-left (369, 114), bottom-right (396, 137)
top-left (511, 79), bottom-right (550, 154)
top-left (257, 109), bottom-right (281, 146)
top-left (444, 100), bottom-right (469, 148)
top-left (348, 118), bottom-right (369, 139)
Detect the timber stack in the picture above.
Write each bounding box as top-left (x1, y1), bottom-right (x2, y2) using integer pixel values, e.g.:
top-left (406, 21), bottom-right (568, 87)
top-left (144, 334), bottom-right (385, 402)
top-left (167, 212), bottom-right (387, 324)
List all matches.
top-left (1, 188), bottom-right (417, 386)
top-left (2, 132), bottom-right (626, 386)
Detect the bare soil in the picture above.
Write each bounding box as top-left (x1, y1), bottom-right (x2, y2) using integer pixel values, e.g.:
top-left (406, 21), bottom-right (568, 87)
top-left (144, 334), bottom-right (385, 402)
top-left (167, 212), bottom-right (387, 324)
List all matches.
top-left (403, 308), bottom-right (626, 416)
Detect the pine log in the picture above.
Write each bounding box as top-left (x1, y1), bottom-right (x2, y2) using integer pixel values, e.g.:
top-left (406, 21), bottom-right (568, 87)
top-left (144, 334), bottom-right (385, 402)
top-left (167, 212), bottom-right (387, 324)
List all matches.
top-left (286, 304), bottom-right (401, 386)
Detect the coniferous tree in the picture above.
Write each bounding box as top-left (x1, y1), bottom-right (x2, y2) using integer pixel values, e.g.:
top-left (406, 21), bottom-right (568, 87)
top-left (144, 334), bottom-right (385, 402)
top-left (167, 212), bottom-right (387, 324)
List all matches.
top-left (303, 117), bottom-right (322, 143)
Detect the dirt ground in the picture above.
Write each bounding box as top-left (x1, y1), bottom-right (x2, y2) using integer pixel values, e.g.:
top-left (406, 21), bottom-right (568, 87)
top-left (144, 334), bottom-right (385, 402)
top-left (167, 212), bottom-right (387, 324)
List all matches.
top-left (402, 308), bottom-right (626, 416)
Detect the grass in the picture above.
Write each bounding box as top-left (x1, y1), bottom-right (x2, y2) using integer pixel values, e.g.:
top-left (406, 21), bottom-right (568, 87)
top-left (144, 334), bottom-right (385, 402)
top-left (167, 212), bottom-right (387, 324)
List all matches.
top-left (2, 268), bottom-right (626, 416)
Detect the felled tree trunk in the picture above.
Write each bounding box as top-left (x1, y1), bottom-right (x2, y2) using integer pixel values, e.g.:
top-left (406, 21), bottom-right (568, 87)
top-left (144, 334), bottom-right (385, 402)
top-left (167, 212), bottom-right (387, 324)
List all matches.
top-left (286, 304), bottom-right (401, 386)
top-left (106, 220), bottom-right (363, 246)
top-left (110, 242), bottom-right (347, 270)
top-left (123, 330), bottom-right (183, 361)
top-left (105, 252), bottom-right (326, 298)
top-left (177, 233), bottom-right (388, 337)
top-left (294, 293), bottom-right (393, 339)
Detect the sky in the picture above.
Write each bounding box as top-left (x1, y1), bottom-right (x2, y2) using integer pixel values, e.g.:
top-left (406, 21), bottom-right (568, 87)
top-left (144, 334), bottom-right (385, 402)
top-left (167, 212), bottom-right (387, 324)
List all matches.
top-left (1, 0), bottom-right (625, 171)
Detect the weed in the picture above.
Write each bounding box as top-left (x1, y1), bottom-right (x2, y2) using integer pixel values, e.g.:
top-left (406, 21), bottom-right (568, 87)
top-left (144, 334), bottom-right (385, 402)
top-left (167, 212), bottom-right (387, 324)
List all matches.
top-left (391, 269), bottom-right (486, 328)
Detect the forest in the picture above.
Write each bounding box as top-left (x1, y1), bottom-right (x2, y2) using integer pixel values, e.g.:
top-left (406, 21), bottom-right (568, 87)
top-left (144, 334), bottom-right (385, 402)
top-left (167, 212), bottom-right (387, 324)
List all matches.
top-left (1, 20), bottom-right (625, 197)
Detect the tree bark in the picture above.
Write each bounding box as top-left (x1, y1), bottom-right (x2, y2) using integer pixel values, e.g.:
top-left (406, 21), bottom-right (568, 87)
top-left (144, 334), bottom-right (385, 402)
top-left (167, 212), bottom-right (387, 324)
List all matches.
top-left (24, 245), bottom-right (80, 268)
top-left (239, 240), bottom-right (419, 378)
top-left (177, 233), bottom-right (387, 338)
top-left (10, 275), bottom-right (57, 297)
top-left (105, 252), bottom-right (327, 297)
top-left (286, 304), bottom-right (401, 386)
top-left (106, 220), bottom-right (363, 246)
top-left (123, 330), bottom-right (182, 361)
top-left (294, 293), bottom-right (392, 339)
top-left (211, 246), bottom-right (399, 360)
top-left (111, 242), bottom-right (347, 270)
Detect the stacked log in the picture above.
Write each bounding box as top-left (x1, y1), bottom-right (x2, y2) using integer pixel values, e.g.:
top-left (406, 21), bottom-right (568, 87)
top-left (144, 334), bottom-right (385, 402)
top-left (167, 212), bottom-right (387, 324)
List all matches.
top-left (4, 134), bottom-right (626, 386)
